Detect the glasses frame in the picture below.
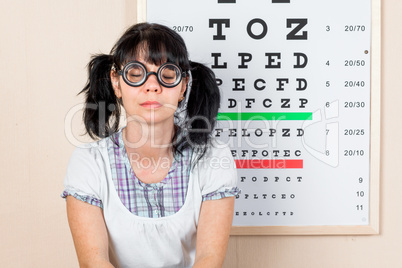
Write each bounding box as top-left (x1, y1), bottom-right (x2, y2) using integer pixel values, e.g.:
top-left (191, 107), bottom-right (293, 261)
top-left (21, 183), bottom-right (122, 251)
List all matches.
top-left (117, 61), bottom-right (186, 88)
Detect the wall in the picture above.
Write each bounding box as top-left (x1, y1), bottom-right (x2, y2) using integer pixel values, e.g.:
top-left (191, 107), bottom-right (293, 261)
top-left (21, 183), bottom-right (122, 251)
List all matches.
top-left (0, 0), bottom-right (400, 267)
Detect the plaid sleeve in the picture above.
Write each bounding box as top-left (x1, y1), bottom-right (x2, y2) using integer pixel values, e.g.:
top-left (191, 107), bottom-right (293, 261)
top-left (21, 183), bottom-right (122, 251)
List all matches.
top-left (202, 186), bottom-right (241, 201)
top-left (61, 189), bottom-right (103, 208)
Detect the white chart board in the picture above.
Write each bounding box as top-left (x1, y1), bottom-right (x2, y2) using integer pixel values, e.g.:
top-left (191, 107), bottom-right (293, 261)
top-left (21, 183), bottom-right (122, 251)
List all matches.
top-left (144, 0), bottom-right (380, 235)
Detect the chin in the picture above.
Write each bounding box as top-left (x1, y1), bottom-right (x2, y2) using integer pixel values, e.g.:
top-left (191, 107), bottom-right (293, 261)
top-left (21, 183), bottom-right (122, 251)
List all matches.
top-left (138, 114), bottom-right (175, 126)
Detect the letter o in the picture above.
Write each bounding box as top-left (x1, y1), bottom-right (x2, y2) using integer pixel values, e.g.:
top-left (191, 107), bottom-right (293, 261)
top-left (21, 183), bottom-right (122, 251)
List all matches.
top-left (247, 18), bottom-right (268, 40)
top-left (255, 128), bottom-right (263, 137)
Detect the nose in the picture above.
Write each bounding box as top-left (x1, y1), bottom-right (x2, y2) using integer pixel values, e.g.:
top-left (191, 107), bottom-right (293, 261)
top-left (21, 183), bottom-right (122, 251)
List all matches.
top-left (144, 72), bottom-right (162, 93)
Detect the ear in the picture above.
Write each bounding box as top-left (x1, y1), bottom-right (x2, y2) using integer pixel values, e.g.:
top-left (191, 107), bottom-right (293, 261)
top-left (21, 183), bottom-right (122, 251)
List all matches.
top-left (110, 70), bottom-right (122, 98)
top-left (180, 76), bottom-right (189, 96)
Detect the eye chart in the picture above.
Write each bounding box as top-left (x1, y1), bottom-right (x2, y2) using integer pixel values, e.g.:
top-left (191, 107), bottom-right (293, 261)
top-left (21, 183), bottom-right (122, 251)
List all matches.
top-left (143, 0), bottom-right (380, 235)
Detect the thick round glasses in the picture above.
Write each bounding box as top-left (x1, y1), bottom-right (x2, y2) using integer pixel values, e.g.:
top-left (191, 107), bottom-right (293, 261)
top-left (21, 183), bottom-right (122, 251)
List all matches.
top-left (118, 61), bottom-right (186, 88)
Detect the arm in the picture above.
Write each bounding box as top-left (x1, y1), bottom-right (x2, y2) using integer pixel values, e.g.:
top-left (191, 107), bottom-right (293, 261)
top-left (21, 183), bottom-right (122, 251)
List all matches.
top-left (66, 196), bottom-right (114, 268)
top-left (193, 197), bottom-right (235, 268)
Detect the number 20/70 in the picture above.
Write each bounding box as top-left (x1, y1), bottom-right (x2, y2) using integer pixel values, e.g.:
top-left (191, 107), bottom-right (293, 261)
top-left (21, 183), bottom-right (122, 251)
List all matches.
top-left (173, 26), bottom-right (193, 32)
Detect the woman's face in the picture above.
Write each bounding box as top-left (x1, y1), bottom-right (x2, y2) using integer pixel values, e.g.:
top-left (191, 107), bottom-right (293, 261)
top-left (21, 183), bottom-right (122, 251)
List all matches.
top-left (111, 56), bottom-right (188, 126)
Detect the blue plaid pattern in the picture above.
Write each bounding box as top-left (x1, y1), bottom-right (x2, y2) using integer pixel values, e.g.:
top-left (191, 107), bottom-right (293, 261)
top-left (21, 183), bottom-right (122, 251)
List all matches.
top-left (107, 130), bottom-right (193, 218)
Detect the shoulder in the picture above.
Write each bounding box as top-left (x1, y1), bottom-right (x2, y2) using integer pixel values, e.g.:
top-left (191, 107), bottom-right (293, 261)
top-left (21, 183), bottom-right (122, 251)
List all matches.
top-left (64, 137), bottom-right (111, 198)
top-left (66, 138), bottom-right (111, 178)
top-left (198, 138), bottom-right (235, 165)
top-left (74, 137), bottom-right (109, 150)
top-left (193, 138), bottom-right (238, 194)
top-left (193, 137), bottom-right (237, 175)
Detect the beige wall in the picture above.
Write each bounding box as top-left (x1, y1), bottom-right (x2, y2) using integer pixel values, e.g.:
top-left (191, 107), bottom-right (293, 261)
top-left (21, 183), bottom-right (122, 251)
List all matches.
top-left (1, 0), bottom-right (400, 267)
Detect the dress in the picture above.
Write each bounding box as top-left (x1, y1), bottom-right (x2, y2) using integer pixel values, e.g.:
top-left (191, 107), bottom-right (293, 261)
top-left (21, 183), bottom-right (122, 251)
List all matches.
top-left (62, 135), bottom-right (238, 268)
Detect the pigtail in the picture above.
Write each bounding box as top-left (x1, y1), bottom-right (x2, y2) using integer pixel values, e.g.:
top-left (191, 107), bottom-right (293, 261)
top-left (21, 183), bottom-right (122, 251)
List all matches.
top-left (184, 61), bottom-right (221, 158)
top-left (79, 54), bottom-right (121, 139)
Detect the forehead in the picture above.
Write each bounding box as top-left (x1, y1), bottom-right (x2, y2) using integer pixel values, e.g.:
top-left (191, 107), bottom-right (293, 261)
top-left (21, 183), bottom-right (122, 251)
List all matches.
top-left (122, 58), bottom-right (167, 71)
top-left (122, 42), bottom-right (170, 65)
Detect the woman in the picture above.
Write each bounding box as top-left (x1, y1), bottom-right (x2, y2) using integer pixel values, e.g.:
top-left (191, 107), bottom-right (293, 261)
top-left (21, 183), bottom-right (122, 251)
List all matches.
top-left (62, 22), bottom-right (239, 268)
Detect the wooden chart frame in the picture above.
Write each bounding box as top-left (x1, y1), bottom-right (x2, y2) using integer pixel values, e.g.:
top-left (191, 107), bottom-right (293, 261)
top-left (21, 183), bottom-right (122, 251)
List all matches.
top-left (138, 0), bottom-right (381, 235)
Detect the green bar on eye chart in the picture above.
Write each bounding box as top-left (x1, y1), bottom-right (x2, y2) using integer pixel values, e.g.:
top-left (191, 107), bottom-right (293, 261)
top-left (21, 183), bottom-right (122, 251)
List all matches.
top-left (216, 112), bottom-right (313, 121)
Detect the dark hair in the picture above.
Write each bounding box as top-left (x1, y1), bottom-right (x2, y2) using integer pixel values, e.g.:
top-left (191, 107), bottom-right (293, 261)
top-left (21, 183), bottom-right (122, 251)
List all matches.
top-left (79, 23), bottom-right (220, 161)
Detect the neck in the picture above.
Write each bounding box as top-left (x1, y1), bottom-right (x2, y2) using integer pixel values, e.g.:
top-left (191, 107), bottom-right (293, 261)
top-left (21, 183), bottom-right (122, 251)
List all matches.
top-left (122, 118), bottom-right (176, 161)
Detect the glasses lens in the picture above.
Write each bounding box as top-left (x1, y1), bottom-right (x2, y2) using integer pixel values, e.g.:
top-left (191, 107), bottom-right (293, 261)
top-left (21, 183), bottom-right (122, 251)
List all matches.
top-left (126, 63), bottom-right (145, 85)
top-left (159, 64), bottom-right (181, 86)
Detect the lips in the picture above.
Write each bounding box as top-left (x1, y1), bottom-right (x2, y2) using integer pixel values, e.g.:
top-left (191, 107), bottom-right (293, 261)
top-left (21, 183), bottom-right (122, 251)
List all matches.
top-left (140, 101), bottom-right (162, 108)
